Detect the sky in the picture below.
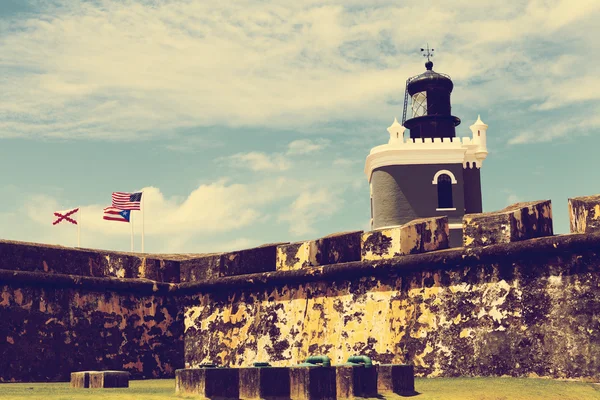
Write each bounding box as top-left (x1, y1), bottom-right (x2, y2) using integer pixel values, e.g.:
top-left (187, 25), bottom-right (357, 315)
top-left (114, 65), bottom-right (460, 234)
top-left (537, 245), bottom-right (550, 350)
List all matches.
top-left (1, 0), bottom-right (599, 254)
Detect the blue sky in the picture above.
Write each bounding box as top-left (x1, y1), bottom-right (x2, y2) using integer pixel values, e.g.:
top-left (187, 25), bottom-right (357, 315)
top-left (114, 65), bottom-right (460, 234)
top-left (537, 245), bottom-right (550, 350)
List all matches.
top-left (1, 0), bottom-right (599, 253)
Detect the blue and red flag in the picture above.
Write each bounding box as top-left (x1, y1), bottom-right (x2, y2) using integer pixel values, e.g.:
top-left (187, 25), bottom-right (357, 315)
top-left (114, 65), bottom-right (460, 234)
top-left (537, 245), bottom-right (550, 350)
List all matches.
top-left (103, 207), bottom-right (131, 222)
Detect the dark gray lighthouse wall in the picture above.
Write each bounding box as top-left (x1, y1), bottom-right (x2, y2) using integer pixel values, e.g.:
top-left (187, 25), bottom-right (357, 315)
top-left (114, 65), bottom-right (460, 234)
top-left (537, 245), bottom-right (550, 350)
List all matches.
top-left (463, 165), bottom-right (483, 214)
top-left (371, 163), bottom-right (465, 231)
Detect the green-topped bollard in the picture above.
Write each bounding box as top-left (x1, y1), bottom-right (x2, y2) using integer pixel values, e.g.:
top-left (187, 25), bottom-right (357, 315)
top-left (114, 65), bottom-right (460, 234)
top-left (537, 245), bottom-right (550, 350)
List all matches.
top-left (335, 356), bottom-right (378, 399)
top-left (290, 355), bottom-right (336, 400)
top-left (239, 362), bottom-right (290, 400)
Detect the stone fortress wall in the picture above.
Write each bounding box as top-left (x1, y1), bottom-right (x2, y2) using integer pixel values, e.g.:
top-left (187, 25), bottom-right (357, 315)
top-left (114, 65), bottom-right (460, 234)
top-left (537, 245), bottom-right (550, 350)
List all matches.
top-left (2, 195), bottom-right (600, 382)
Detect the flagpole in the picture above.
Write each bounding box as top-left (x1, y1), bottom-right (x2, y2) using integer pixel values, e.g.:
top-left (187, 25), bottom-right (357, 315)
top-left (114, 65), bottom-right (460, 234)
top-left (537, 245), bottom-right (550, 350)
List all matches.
top-left (141, 191), bottom-right (145, 253)
top-left (130, 211), bottom-right (134, 252)
top-left (77, 207), bottom-right (81, 248)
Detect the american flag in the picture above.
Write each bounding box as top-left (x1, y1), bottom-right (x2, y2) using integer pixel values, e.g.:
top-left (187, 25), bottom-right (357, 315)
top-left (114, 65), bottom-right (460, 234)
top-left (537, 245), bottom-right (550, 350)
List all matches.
top-left (112, 192), bottom-right (142, 210)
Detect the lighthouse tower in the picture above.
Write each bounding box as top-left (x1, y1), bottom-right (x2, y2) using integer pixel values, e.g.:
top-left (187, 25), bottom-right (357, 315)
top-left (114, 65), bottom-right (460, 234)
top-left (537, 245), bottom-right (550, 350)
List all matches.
top-left (364, 55), bottom-right (488, 247)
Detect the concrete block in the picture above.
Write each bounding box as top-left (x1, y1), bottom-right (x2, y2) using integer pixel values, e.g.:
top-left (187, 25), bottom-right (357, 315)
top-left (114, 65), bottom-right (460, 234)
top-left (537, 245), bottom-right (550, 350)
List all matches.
top-left (289, 366), bottom-right (336, 400)
top-left (316, 231), bottom-right (362, 265)
top-left (139, 258), bottom-right (180, 283)
top-left (70, 371), bottom-right (93, 388)
top-left (276, 231), bottom-right (362, 270)
top-left (376, 364), bottom-right (414, 395)
top-left (569, 195), bottom-right (600, 234)
top-left (176, 367), bottom-right (239, 398)
top-left (276, 241), bottom-right (318, 271)
top-left (239, 366), bottom-right (290, 399)
top-left (88, 370), bottom-right (129, 388)
top-left (179, 253), bottom-right (223, 282)
top-left (361, 216), bottom-right (449, 260)
top-left (335, 365), bottom-right (377, 399)
top-left (221, 243), bottom-right (288, 277)
top-left (463, 200), bottom-right (553, 248)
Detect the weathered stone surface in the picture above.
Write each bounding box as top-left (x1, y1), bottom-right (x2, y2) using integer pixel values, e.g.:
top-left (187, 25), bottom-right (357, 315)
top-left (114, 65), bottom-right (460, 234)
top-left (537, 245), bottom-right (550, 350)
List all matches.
top-left (361, 216), bottom-right (449, 261)
top-left (276, 241), bottom-right (318, 271)
top-left (182, 232), bottom-right (600, 381)
top-left (176, 367), bottom-right (239, 398)
top-left (179, 253), bottom-right (223, 282)
top-left (276, 231), bottom-right (362, 271)
top-left (463, 200), bottom-right (553, 247)
top-left (377, 364), bottom-right (414, 395)
top-left (89, 370), bottom-right (129, 388)
top-left (138, 258), bottom-right (180, 283)
top-left (335, 365), bottom-right (377, 399)
top-left (239, 366), bottom-right (290, 399)
top-left (70, 371), bottom-right (93, 388)
top-left (221, 243), bottom-right (288, 277)
top-left (289, 366), bottom-right (336, 400)
top-left (0, 283), bottom-right (183, 382)
top-left (569, 195), bottom-right (600, 234)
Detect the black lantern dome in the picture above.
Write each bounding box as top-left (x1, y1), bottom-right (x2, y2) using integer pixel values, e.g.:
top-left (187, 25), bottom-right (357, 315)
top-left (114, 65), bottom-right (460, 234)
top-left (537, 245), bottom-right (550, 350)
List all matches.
top-left (403, 61), bottom-right (461, 139)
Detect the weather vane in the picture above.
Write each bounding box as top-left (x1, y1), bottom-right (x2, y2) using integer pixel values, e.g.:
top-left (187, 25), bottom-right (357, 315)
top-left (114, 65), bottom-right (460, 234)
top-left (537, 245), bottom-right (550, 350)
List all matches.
top-left (420, 44), bottom-right (434, 61)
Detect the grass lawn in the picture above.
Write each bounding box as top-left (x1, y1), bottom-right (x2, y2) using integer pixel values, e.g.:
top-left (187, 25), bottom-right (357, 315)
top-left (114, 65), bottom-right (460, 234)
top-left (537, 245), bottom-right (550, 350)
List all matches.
top-left (0, 377), bottom-right (599, 399)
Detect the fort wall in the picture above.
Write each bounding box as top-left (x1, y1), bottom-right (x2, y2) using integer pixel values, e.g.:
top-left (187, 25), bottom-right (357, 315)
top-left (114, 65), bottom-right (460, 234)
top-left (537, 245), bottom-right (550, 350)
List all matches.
top-left (1, 196), bottom-right (600, 382)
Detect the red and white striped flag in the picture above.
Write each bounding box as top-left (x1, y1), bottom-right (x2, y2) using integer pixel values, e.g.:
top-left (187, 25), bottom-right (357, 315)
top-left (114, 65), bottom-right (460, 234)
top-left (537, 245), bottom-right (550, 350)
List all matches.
top-left (112, 192), bottom-right (142, 210)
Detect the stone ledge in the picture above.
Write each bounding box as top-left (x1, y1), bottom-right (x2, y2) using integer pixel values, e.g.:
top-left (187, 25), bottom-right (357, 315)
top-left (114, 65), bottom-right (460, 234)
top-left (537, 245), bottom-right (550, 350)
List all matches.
top-left (5, 231), bottom-right (600, 295)
top-left (177, 231), bottom-right (600, 294)
top-left (463, 200), bottom-right (553, 247)
top-left (569, 195), bottom-right (600, 234)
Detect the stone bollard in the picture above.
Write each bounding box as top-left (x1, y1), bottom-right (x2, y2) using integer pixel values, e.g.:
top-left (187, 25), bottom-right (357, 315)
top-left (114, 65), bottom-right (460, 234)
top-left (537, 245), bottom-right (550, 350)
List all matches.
top-left (568, 195), bottom-right (600, 234)
top-left (176, 367), bottom-right (239, 399)
top-left (276, 231), bottom-right (362, 271)
top-left (290, 356), bottom-right (336, 400)
top-left (239, 363), bottom-right (290, 399)
top-left (89, 371), bottom-right (129, 388)
top-left (71, 371), bottom-right (129, 388)
top-left (376, 364), bottom-right (414, 396)
top-left (70, 371), bottom-right (94, 388)
top-left (334, 356), bottom-right (378, 399)
top-left (361, 216), bottom-right (449, 261)
top-left (463, 200), bottom-right (553, 247)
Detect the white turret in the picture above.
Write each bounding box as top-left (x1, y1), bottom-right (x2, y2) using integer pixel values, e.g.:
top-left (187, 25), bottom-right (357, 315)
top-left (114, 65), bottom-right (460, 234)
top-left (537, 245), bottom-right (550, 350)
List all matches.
top-left (387, 117), bottom-right (405, 144)
top-left (470, 115), bottom-right (488, 164)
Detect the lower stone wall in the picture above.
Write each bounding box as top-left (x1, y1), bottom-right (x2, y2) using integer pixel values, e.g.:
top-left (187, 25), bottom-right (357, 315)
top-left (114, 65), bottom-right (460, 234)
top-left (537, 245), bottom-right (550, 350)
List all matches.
top-left (181, 233), bottom-right (600, 380)
top-left (0, 276), bottom-right (184, 382)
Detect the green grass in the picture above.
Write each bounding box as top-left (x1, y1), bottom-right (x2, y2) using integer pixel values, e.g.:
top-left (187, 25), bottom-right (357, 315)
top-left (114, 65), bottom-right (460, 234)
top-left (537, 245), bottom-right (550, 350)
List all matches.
top-left (0, 377), bottom-right (599, 399)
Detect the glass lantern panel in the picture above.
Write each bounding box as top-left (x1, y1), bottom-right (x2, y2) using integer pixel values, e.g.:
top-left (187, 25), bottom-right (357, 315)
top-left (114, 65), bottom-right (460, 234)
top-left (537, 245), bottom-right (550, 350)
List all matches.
top-left (411, 91), bottom-right (427, 118)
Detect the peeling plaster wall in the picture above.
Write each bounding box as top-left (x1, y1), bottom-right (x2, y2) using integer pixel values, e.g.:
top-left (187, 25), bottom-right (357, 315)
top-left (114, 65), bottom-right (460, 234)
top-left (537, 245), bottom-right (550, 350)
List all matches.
top-left (0, 283), bottom-right (184, 382)
top-left (183, 234), bottom-right (600, 380)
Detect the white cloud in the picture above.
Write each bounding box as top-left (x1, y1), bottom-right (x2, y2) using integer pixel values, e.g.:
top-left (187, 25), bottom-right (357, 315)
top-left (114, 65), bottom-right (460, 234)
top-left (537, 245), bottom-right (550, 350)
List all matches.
top-left (508, 115), bottom-right (600, 145)
top-left (225, 152), bottom-right (290, 171)
top-left (278, 188), bottom-right (340, 236)
top-left (0, 0), bottom-right (598, 142)
top-left (287, 138), bottom-right (330, 155)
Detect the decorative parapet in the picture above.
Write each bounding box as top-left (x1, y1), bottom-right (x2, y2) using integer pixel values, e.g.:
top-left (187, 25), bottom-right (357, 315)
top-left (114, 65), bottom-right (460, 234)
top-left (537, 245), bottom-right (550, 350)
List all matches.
top-left (463, 200), bottom-right (553, 248)
top-left (568, 195), bottom-right (600, 234)
top-left (361, 216), bottom-right (449, 261)
top-left (364, 136), bottom-right (484, 182)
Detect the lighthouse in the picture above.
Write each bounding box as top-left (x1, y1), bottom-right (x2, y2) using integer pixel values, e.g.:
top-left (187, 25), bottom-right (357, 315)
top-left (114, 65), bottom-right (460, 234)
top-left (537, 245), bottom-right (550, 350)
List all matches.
top-left (364, 51), bottom-right (488, 247)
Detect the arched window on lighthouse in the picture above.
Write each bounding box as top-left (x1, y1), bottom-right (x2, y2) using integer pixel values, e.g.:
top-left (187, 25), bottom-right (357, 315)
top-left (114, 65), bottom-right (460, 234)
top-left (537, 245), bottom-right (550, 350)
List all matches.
top-left (437, 175), bottom-right (453, 208)
top-left (432, 170), bottom-right (457, 210)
